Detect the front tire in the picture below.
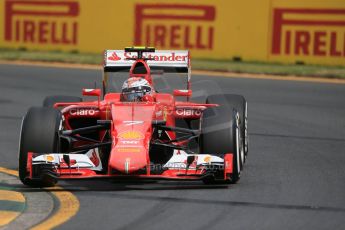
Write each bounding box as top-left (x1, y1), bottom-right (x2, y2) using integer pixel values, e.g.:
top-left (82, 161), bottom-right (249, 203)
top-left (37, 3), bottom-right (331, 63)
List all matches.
top-left (206, 94), bottom-right (248, 158)
top-left (19, 107), bottom-right (62, 187)
top-left (199, 98), bottom-right (242, 184)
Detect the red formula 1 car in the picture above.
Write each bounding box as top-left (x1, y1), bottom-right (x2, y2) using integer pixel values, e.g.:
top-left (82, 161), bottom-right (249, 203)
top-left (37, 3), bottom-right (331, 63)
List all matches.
top-left (18, 47), bottom-right (248, 187)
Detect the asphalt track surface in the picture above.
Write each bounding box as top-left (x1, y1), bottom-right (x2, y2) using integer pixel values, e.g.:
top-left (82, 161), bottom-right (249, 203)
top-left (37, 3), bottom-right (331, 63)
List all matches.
top-left (1, 63), bottom-right (345, 229)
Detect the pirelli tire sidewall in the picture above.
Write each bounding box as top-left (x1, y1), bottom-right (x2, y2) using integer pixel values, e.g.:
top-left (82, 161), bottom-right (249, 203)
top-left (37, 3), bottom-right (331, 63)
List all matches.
top-left (19, 107), bottom-right (62, 187)
top-left (43, 95), bottom-right (82, 107)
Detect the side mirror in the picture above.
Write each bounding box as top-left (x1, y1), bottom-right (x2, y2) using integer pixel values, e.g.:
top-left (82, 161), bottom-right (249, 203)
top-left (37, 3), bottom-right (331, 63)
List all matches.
top-left (173, 89), bottom-right (192, 97)
top-left (82, 89), bottom-right (101, 97)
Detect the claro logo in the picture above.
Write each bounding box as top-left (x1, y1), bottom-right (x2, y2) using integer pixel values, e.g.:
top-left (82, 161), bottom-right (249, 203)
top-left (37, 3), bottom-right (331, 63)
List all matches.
top-left (69, 109), bottom-right (98, 116)
top-left (135, 4), bottom-right (216, 50)
top-left (175, 109), bottom-right (202, 116)
top-left (271, 8), bottom-right (345, 57)
top-left (4, 0), bottom-right (79, 45)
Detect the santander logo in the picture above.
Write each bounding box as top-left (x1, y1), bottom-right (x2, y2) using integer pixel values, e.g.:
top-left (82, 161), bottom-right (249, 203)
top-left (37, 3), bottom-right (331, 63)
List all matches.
top-left (108, 52), bottom-right (121, 61)
top-left (124, 52), bottom-right (188, 62)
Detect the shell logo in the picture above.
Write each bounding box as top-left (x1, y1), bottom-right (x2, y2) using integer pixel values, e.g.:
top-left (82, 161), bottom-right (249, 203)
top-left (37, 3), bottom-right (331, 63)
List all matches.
top-left (44, 155), bottom-right (55, 162)
top-left (118, 131), bottom-right (144, 139)
top-left (204, 156), bottom-right (211, 163)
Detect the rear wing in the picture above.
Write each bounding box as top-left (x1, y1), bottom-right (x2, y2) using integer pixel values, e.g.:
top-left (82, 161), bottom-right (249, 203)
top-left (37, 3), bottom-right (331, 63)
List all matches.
top-left (103, 50), bottom-right (190, 73)
top-left (102, 49), bottom-right (191, 97)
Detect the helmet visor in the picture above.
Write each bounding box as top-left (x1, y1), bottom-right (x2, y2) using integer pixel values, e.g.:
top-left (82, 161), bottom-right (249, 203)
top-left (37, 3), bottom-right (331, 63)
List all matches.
top-left (121, 86), bottom-right (151, 102)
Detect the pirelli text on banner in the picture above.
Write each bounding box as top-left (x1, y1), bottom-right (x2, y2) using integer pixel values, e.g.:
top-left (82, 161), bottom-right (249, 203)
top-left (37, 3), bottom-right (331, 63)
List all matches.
top-left (271, 8), bottom-right (345, 58)
top-left (134, 4), bottom-right (216, 50)
top-left (4, 0), bottom-right (79, 45)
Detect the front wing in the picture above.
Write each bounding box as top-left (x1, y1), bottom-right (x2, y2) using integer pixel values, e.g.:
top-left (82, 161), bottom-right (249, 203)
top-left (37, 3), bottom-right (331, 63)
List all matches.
top-left (26, 149), bottom-right (234, 182)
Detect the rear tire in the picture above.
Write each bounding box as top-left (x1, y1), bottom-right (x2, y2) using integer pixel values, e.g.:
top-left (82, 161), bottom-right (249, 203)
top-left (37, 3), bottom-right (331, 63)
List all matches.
top-left (199, 96), bottom-right (242, 184)
top-left (43, 95), bottom-right (82, 107)
top-left (19, 107), bottom-right (62, 187)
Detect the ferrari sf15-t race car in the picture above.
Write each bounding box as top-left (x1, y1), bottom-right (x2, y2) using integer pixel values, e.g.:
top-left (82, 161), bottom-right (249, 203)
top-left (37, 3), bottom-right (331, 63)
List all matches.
top-left (19, 47), bottom-right (248, 187)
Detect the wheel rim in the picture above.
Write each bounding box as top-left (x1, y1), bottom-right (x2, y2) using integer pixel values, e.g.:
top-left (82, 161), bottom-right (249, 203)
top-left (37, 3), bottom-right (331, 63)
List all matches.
top-left (235, 126), bottom-right (240, 175)
top-left (240, 138), bottom-right (245, 167)
top-left (244, 102), bottom-right (248, 154)
top-left (18, 116), bottom-right (25, 161)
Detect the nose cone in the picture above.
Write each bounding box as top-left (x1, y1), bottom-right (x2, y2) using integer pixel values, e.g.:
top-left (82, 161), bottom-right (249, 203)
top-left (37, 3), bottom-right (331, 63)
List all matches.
top-left (109, 147), bottom-right (147, 174)
top-left (109, 103), bottom-right (156, 174)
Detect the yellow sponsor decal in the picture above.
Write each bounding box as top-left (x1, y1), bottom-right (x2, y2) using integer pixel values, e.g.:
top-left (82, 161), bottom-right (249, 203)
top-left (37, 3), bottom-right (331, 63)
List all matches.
top-left (163, 107), bottom-right (168, 121)
top-left (44, 155), bottom-right (55, 162)
top-left (204, 156), bottom-right (211, 163)
top-left (118, 131), bottom-right (144, 139)
top-left (117, 148), bottom-right (141, 153)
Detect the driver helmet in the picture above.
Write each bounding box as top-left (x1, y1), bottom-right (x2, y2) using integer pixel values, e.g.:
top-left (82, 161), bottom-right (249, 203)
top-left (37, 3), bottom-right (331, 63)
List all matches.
top-left (121, 77), bottom-right (153, 102)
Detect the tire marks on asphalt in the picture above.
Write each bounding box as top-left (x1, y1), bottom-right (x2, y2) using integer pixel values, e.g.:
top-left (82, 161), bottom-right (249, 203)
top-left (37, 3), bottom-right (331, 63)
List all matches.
top-left (102, 192), bottom-right (345, 213)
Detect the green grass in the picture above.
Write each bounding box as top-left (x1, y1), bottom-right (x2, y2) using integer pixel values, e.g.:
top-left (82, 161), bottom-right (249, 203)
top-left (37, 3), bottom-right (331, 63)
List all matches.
top-left (0, 48), bottom-right (102, 65)
top-left (193, 59), bottom-right (345, 79)
top-left (0, 48), bottom-right (344, 78)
